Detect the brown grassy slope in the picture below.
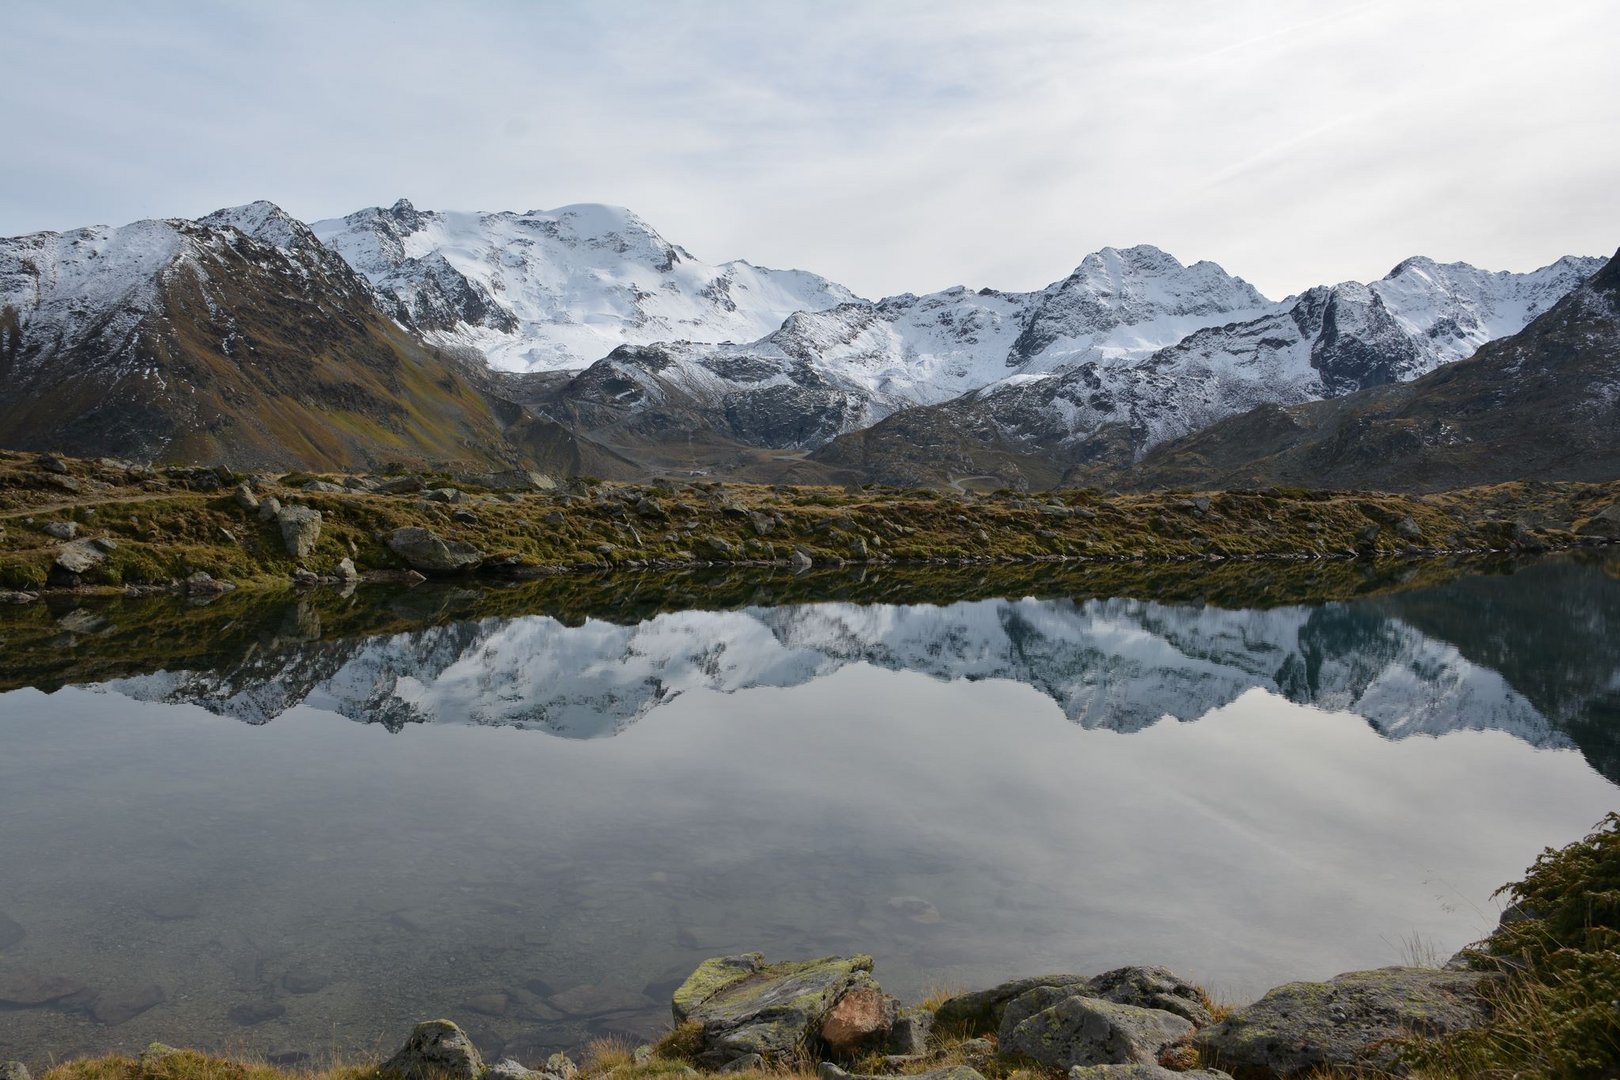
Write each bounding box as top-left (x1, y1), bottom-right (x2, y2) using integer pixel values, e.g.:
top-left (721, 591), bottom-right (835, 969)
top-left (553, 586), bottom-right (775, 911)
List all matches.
top-left (0, 222), bottom-right (523, 472)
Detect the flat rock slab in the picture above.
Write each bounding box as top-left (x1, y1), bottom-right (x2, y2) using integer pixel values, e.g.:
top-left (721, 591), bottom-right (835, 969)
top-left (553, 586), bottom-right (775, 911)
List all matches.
top-left (1004, 995), bottom-right (1195, 1069)
top-left (0, 970), bottom-right (88, 1007)
top-left (1194, 967), bottom-right (1494, 1078)
top-left (673, 953), bottom-right (877, 1065)
top-left (89, 984), bottom-right (166, 1025)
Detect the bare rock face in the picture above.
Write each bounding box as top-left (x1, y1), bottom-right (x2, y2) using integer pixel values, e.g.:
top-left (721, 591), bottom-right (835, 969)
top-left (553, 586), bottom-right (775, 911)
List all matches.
top-left (819, 975), bottom-right (900, 1056)
top-left (1194, 967), bottom-right (1494, 1078)
top-left (380, 1019), bottom-right (485, 1080)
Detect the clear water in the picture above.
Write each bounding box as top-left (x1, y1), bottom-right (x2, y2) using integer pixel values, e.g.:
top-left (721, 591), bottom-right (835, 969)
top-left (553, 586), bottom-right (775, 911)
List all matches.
top-left (0, 555), bottom-right (1616, 1067)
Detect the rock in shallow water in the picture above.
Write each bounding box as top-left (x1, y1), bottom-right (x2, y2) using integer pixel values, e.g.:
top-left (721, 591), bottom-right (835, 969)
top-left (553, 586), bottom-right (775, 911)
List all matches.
top-left (89, 984), bottom-right (166, 1025)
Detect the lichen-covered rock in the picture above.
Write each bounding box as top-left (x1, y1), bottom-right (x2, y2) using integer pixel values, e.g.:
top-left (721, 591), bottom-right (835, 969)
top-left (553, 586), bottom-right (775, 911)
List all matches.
top-left (1086, 966), bottom-right (1214, 1027)
top-left (934, 974), bottom-right (1090, 1036)
top-left (2, 1061), bottom-right (33, 1080)
top-left (1003, 995), bottom-right (1194, 1069)
top-left (887, 1007), bottom-right (934, 1054)
top-left (387, 527), bottom-right (484, 573)
top-left (998, 985), bottom-right (1086, 1046)
top-left (380, 1019), bottom-right (484, 1080)
top-left (1068, 1066), bottom-right (1231, 1080)
top-left (1194, 967), bottom-right (1493, 1077)
top-left (672, 953), bottom-right (879, 1066)
top-left (43, 520), bottom-right (76, 540)
top-left (820, 1065), bottom-right (984, 1080)
top-left (232, 483), bottom-right (260, 511)
top-left (276, 505), bottom-right (322, 559)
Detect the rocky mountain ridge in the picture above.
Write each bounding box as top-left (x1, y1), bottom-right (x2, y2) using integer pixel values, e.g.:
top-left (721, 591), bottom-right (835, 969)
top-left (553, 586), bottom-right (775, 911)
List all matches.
top-left (0, 197), bottom-right (1606, 483)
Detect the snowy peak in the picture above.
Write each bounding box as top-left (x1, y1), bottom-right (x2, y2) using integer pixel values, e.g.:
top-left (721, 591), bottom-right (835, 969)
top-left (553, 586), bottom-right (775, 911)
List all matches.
top-left (308, 200), bottom-right (858, 371)
top-left (1371, 253), bottom-right (1606, 366)
top-left (1010, 245), bottom-right (1276, 370)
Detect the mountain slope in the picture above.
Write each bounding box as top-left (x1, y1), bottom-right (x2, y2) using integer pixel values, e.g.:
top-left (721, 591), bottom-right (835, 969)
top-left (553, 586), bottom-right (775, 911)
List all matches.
top-left (309, 200), bottom-right (858, 371)
top-left (1097, 247), bottom-right (1620, 491)
top-left (0, 202), bottom-right (539, 470)
top-left (531, 245), bottom-right (1280, 454)
top-left (810, 255), bottom-right (1604, 487)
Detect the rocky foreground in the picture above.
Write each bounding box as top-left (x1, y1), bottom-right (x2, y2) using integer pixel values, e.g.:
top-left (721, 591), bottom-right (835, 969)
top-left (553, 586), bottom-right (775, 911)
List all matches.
top-left (3, 799), bottom-right (1615, 1080)
top-left (2, 450), bottom-right (1619, 602)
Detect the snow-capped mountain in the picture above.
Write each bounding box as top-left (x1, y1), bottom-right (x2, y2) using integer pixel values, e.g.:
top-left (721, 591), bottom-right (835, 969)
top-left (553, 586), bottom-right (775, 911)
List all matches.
top-left (97, 594), bottom-right (1563, 752)
top-left (534, 245), bottom-right (1282, 448)
top-left (0, 202), bottom-right (520, 467)
top-left (308, 199), bottom-right (857, 371)
top-left (810, 253), bottom-right (1605, 482)
top-left (0, 194), bottom-right (1604, 482)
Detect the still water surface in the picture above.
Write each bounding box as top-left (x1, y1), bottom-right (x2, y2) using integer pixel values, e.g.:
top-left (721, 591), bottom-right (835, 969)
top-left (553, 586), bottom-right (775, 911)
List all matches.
top-left (0, 556), bottom-right (1616, 1066)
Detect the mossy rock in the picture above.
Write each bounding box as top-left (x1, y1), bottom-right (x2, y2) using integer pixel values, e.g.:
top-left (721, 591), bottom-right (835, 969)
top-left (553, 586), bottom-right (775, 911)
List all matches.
top-left (671, 953), bottom-right (877, 1067)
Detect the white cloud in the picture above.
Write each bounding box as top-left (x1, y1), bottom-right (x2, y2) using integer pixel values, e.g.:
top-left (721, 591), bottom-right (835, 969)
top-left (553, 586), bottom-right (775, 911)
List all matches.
top-left (2, 0), bottom-right (1615, 300)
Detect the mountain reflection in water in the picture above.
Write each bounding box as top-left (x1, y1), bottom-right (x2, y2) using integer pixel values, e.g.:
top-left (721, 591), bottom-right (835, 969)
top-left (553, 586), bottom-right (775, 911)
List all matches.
top-left (74, 555), bottom-right (1620, 780)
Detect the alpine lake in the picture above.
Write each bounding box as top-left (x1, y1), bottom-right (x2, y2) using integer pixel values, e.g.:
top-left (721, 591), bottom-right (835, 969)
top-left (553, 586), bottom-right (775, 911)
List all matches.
top-left (1, 552), bottom-right (1617, 1067)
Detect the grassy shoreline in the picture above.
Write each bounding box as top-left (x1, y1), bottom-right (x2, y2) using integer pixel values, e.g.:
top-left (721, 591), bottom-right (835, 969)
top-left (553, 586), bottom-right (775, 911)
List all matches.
top-left (1, 451), bottom-right (1617, 600)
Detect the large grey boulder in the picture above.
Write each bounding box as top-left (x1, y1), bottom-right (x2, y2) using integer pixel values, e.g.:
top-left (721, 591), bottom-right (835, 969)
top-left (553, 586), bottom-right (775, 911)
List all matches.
top-left (387, 528), bottom-right (485, 574)
top-left (934, 974), bottom-right (1090, 1036)
top-left (54, 538), bottom-right (108, 575)
top-left (820, 1066), bottom-right (983, 1080)
top-left (1068, 1066), bottom-right (1231, 1080)
top-left (276, 505), bottom-right (322, 559)
top-left (1194, 967), bottom-right (1494, 1077)
top-left (380, 1019), bottom-right (484, 1080)
top-left (1002, 995), bottom-right (1194, 1069)
top-left (1087, 966), bottom-right (1214, 1027)
top-left (671, 953), bottom-right (884, 1066)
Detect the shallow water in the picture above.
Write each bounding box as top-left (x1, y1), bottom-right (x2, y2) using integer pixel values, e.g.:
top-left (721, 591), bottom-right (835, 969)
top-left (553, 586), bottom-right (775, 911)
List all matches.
top-left (0, 555), bottom-right (1617, 1066)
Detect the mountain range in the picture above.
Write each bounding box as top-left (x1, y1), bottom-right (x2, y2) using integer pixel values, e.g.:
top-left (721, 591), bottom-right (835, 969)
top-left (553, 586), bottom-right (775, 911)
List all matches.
top-left (0, 197), bottom-right (1612, 489)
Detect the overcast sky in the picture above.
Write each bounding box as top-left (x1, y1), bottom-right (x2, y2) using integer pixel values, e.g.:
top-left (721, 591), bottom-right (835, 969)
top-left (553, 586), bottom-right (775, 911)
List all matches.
top-left (4, 0), bottom-right (1616, 300)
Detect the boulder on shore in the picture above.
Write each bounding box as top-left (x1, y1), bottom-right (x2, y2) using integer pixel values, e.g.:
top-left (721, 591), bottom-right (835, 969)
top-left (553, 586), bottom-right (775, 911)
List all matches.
top-left (380, 1019), bottom-right (484, 1080)
top-left (1194, 967), bottom-right (1494, 1077)
top-left (1001, 994), bottom-right (1194, 1069)
top-left (387, 527), bottom-right (485, 574)
top-left (672, 953), bottom-right (894, 1067)
top-left (276, 505), bottom-right (322, 559)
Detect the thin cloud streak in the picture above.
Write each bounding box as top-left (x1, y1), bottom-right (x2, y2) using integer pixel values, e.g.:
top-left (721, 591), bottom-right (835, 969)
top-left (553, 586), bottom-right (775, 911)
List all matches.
top-left (0, 0), bottom-right (1615, 301)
